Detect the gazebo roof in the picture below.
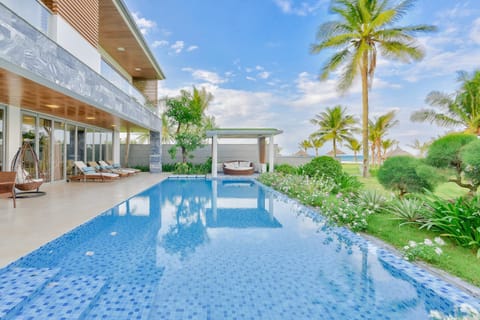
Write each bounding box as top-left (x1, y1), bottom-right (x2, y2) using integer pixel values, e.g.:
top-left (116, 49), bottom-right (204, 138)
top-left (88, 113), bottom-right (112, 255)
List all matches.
top-left (206, 128), bottom-right (283, 139)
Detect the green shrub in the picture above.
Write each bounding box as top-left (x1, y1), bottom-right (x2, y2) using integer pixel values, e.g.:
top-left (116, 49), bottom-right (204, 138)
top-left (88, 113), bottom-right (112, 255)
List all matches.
top-left (275, 164), bottom-right (298, 175)
top-left (132, 165), bottom-right (149, 172)
top-left (174, 162), bottom-right (191, 174)
top-left (385, 198), bottom-right (428, 225)
top-left (460, 139), bottom-right (480, 188)
top-left (335, 173), bottom-right (362, 193)
top-left (300, 156), bottom-right (343, 179)
top-left (377, 156), bottom-right (438, 197)
top-left (426, 133), bottom-right (476, 168)
top-left (162, 163), bottom-right (177, 172)
top-left (421, 194), bottom-right (480, 257)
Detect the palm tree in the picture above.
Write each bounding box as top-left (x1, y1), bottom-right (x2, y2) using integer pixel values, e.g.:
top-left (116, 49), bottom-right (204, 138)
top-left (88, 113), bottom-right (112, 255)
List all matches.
top-left (411, 70), bottom-right (480, 134)
top-left (345, 138), bottom-right (361, 162)
top-left (380, 138), bottom-right (397, 162)
top-left (299, 139), bottom-right (313, 153)
top-left (311, 0), bottom-right (436, 177)
top-left (310, 105), bottom-right (358, 158)
top-left (161, 113), bottom-right (174, 144)
top-left (407, 138), bottom-right (431, 157)
top-left (309, 137), bottom-right (325, 156)
top-left (368, 110), bottom-right (398, 166)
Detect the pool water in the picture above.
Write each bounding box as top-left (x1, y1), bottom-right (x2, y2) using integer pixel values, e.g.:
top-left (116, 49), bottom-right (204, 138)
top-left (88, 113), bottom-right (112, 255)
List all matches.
top-left (1, 178), bottom-right (479, 319)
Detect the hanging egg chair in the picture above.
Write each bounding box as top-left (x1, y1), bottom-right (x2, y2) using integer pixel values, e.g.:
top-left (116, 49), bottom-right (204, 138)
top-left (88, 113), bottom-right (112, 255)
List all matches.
top-left (10, 141), bottom-right (44, 192)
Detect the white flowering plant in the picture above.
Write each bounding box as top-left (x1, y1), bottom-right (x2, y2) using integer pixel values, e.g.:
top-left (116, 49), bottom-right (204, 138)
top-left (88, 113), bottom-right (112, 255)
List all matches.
top-left (403, 237), bottom-right (446, 262)
top-left (429, 303), bottom-right (480, 320)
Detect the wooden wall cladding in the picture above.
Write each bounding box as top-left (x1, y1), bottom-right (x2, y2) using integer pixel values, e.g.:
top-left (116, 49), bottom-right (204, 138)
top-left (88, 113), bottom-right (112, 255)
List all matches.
top-left (133, 79), bottom-right (158, 104)
top-left (41, 0), bottom-right (99, 47)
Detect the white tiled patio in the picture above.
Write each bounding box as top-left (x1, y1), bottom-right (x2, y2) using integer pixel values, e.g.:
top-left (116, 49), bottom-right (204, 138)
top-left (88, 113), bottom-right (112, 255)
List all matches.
top-left (0, 172), bottom-right (169, 268)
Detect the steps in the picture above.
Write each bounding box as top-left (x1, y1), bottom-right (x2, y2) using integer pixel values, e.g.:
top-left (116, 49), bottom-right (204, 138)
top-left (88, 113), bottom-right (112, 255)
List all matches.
top-left (11, 274), bottom-right (107, 319)
top-left (0, 267), bottom-right (60, 318)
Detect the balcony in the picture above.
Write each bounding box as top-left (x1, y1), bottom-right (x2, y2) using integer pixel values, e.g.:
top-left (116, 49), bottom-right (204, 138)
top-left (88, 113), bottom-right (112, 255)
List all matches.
top-left (0, 2), bottom-right (161, 130)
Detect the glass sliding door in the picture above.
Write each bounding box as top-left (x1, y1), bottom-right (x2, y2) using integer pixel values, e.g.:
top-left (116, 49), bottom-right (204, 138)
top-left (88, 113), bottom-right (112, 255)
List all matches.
top-left (66, 124), bottom-right (76, 176)
top-left (94, 131), bottom-right (101, 162)
top-left (0, 108), bottom-right (4, 171)
top-left (86, 129), bottom-right (94, 162)
top-left (53, 121), bottom-right (65, 181)
top-left (77, 127), bottom-right (85, 163)
top-left (38, 118), bottom-right (52, 182)
top-left (21, 114), bottom-right (37, 177)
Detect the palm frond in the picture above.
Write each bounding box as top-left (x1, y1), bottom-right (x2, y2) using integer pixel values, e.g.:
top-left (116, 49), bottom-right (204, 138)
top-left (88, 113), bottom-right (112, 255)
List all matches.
top-left (410, 109), bottom-right (462, 127)
top-left (379, 40), bottom-right (424, 62)
top-left (319, 48), bottom-right (351, 80)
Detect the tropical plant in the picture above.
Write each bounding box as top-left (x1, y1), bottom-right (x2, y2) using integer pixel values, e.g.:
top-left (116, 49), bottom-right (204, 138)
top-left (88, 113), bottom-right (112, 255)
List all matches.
top-left (310, 105), bottom-right (358, 158)
top-left (165, 86), bottom-right (213, 162)
top-left (380, 138), bottom-right (397, 163)
top-left (402, 237), bottom-right (445, 262)
top-left (461, 140), bottom-right (480, 188)
top-left (355, 190), bottom-right (387, 214)
top-left (299, 139), bottom-right (313, 153)
top-left (309, 137), bottom-right (325, 156)
top-left (377, 156), bottom-right (439, 197)
top-left (161, 113), bottom-right (174, 144)
top-left (311, 0), bottom-right (436, 177)
top-left (426, 133), bottom-right (478, 194)
top-left (407, 138), bottom-right (432, 157)
top-left (421, 194), bottom-right (480, 257)
top-left (386, 197), bottom-right (427, 225)
top-left (411, 70), bottom-right (480, 135)
top-left (345, 137), bottom-right (361, 162)
top-left (368, 110), bottom-right (399, 166)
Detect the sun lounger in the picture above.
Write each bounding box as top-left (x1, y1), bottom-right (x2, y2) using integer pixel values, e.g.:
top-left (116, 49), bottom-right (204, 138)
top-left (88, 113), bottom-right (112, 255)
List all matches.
top-left (223, 160), bottom-right (254, 175)
top-left (106, 160), bottom-right (141, 173)
top-left (88, 161), bottom-right (130, 178)
top-left (70, 161), bottom-right (119, 182)
top-left (98, 160), bottom-right (136, 176)
top-left (0, 171), bottom-right (16, 208)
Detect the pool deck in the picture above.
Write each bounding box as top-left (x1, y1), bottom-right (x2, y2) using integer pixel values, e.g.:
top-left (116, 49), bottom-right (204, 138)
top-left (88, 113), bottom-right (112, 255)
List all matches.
top-left (0, 172), bottom-right (170, 268)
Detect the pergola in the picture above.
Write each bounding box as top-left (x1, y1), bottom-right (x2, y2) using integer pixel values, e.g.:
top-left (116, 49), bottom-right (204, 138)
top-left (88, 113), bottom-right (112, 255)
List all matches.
top-left (205, 128), bottom-right (283, 177)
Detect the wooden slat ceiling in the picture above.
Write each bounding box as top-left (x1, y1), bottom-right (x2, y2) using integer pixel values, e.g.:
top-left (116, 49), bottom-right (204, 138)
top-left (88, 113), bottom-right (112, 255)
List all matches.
top-left (0, 68), bottom-right (146, 132)
top-left (98, 0), bottom-right (164, 80)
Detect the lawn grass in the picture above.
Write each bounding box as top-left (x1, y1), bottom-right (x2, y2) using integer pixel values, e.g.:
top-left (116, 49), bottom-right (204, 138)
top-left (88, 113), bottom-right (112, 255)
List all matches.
top-left (366, 213), bottom-right (480, 287)
top-left (342, 163), bottom-right (480, 287)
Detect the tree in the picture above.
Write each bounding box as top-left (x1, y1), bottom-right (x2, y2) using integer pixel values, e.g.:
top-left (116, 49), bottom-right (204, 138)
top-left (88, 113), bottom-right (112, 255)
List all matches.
top-left (411, 70), bottom-right (480, 134)
top-left (345, 137), bottom-right (361, 162)
top-left (407, 138), bottom-right (431, 157)
top-left (299, 139), bottom-right (313, 153)
top-left (378, 156), bottom-right (438, 197)
top-left (426, 133), bottom-right (477, 194)
top-left (380, 138), bottom-right (397, 162)
top-left (310, 105), bottom-right (358, 158)
top-left (165, 86), bottom-right (213, 163)
top-left (368, 110), bottom-right (398, 166)
top-left (311, 0), bottom-right (436, 177)
top-left (309, 137), bottom-right (325, 156)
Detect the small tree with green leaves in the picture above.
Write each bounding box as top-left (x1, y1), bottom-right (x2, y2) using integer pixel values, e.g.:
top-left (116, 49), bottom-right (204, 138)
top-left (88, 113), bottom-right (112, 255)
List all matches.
top-left (378, 156), bottom-right (439, 197)
top-left (460, 139), bottom-right (480, 191)
top-left (426, 133), bottom-right (477, 194)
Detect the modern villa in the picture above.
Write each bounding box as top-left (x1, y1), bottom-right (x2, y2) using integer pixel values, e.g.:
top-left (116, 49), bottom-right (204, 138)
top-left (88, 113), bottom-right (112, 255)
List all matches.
top-left (0, 0), bottom-right (164, 181)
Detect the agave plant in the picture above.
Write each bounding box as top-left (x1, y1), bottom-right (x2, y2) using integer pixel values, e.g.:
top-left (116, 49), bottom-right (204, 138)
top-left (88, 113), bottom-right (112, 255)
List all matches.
top-left (385, 198), bottom-right (428, 225)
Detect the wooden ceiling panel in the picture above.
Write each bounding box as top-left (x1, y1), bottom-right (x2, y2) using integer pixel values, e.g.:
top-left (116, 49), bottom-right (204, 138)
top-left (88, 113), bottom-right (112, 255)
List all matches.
top-left (0, 69), bottom-right (145, 132)
top-left (98, 0), bottom-right (164, 80)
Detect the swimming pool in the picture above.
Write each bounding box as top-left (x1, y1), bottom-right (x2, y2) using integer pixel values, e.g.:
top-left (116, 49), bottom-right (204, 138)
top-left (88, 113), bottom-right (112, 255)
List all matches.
top-left (0, 178), bottom-right (479, 319)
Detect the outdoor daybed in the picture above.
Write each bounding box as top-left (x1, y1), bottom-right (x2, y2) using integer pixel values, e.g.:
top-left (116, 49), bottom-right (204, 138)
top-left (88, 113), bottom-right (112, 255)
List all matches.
top-left (223, 160), bottom-right (254, 175)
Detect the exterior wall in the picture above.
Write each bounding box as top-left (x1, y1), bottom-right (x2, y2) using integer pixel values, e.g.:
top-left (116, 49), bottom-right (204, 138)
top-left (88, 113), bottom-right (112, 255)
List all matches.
top-left (275, 156), bottom-right (313, 167)
top-left (42, 0), bottom-right (99, 47)
top-left (52, 15), bottom-right (101, 71)
top-left (5, 105), bottom-right (21, 167)
top-left (0, 3), bottom-right (162, 131)
top-left (133, 79), bottom-right (158, 104)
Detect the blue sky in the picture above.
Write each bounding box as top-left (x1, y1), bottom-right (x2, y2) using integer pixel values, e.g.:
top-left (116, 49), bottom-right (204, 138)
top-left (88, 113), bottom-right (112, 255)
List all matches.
top-left (125, 0), bottom-right (480, 155)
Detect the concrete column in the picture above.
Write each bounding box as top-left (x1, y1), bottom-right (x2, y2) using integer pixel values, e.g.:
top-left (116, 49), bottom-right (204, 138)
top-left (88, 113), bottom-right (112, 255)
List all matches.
top-left (112, 129), bottom-right (120, 164)
top-left (212, 135), bottom-right (218, 178)
top-left (6, 105), bottom-right (21, 169)
top-left (268, 135), bottom-right (274, 172)
top-left (149, 130), bottom-right (162, 173)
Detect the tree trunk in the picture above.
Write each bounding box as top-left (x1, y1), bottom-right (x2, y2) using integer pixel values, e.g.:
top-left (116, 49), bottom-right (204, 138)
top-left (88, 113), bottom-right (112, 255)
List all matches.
top-left (333, 138), bottom-right (337, 159)
top-left (361, 51), bottom-right (370, 177)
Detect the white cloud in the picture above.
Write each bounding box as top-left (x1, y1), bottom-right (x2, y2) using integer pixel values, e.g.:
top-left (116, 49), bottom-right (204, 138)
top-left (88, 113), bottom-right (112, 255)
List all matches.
top-left (258, 71), bottom-right (271, 79)
top-left (273, 0), bottom-right (326, 16)
top-left (182, 68), bottom-right (227, 85)
top-left (245, 67), bottom-right (253, 73)
top-left (255, 65), bottom-right (264, 71)
top-left (131, 12), bottom-right (156, 35)
top-left (470, 18), bottom-right (480, 44)
top-left (152, 40), bottom-right (169, 48)
top-left (187, 45), bottom-right (199, 52)
top-left (170, 41), bottom-right (185, 54)
top-left (246, 76), bottom-right (257, 81)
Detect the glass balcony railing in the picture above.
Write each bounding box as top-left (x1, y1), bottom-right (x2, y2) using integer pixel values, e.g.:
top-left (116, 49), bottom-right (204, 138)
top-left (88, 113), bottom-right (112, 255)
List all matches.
top-left (100, 59), bottom-right (147, 106)
top-left (0, 0), bottom-right (50, 34)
